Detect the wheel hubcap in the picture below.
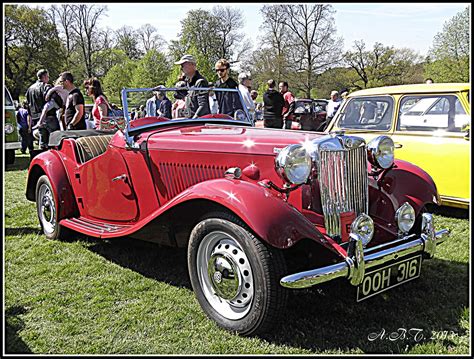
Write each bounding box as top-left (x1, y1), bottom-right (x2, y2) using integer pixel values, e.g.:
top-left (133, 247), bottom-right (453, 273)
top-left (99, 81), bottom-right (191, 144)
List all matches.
top-left (38, 184), bottom-right (56, 234)
top-left (197, 231), bottom-right (254, 320)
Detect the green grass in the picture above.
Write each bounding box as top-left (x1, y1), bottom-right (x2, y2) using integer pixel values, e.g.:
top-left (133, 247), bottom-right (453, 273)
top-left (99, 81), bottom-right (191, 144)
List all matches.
top-left (4, 151), bottom-right (470, 354)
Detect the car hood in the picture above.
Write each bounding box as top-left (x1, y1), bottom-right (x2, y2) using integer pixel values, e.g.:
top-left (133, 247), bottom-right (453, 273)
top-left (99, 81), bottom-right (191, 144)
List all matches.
top-left (145, 124), bottom-right (327, 156)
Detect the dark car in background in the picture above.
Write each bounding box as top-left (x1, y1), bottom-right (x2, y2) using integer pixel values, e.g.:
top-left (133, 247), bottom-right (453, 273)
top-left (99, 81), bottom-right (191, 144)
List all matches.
top-left (293, 98), bottom-right (327, 131)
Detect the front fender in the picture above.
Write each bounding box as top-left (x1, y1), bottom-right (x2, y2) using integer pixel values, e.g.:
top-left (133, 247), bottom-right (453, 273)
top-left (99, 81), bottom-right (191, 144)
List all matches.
top-left (156, 178), bottom-right (334, 251)
top-left (26, 150), bottom-right (78, 220)
top-left (370, 159), bottom-right (439, 220)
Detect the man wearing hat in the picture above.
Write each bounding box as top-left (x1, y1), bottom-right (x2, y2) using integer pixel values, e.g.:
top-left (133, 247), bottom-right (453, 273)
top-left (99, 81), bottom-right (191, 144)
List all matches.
top-left (25, 69), bottom-right (57, 149)
top-left (326, 90), bottom-right (342, 124)
top-left (174, 54), bottom-right (210, 118)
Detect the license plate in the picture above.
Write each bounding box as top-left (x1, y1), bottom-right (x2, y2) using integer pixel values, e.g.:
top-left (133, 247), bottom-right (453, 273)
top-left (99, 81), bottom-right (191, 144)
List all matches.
top-left (357, 255), bottom-right (422, 302)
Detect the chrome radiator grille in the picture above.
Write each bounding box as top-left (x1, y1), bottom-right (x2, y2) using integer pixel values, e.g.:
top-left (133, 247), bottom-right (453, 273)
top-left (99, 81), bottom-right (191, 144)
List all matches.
top-left (316, 144), bottom-right (368, 238)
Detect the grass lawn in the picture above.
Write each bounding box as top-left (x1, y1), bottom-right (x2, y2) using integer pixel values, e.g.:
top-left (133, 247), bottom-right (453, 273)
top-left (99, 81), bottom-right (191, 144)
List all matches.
top-left (4, 151), bottom-right (470, 354)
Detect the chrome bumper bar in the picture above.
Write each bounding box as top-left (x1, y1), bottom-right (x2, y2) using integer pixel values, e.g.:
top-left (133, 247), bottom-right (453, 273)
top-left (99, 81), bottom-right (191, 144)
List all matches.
top-left (280, 213), bottom-right (450, 289)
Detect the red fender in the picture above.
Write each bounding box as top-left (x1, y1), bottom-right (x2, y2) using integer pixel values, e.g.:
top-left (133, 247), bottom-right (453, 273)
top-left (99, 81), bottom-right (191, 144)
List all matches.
top-left (369, 159), bottom-right (439, 220)
top-left (26, 150), bottom-right (78, 220)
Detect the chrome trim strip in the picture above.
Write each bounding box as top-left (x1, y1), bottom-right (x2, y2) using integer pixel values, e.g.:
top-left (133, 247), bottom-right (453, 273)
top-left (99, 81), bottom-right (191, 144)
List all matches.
top-left (280, 214), bottom-right (449, 289)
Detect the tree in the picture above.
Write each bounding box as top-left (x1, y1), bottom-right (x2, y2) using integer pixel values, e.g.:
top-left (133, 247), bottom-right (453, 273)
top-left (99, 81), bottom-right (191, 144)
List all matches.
top-left (211, 6), bottom-right (248, 62)
top-left (132, 49), bottom-right (172, 88)
top-left (102, 60), bottom-right (137, 102)
top-left (69, 4), bottom-right (108, 78)
top-left (137, 24), bottom-right (166, 53)
top-left (424, 6), bottom-right (470, 82)
top-left (92, 48), bottom-right (129, 78)
top-left (5, 5), bottom-right (65, 99)
top-left (279, 4), bottom-right (342, 97)
top-left (49, 4), bottom-right (75, 68)
top-left (344, 40), bottom-right (421, 89)
top-left (258, 5), bottom-right (292, 83)
top-left (115, 26), bottom-right (143, 60)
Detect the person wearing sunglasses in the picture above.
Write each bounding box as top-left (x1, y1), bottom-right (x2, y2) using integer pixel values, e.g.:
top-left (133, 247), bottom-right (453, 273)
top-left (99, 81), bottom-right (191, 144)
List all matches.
top-left (214, 58), bottom-right (243, 116)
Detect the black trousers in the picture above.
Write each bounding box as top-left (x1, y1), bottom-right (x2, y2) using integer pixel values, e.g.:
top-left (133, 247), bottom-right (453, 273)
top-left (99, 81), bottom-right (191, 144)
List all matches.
top-left (18, 127), bottom-right (34, 152)
top-left (38, 116), bottom-right (60, 149)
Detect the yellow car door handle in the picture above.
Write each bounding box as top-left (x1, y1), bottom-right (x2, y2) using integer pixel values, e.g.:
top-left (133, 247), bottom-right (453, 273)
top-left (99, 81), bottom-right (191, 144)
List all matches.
top-left (394, 143), bottom-right (403, 149)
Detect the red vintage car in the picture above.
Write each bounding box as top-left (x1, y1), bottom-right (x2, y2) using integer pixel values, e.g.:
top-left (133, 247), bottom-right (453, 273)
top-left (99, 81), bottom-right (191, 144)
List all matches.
top-left (26, 86), bottom-right (449, 336)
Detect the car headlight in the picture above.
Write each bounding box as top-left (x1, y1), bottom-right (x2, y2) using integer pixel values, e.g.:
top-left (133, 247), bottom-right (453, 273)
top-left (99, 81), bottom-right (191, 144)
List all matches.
top-left (395, 202), bottom-right (415, 234)
top-left (350, 213), bottom-right (374, 247)
top-left (275, 144), bottom-right (312, 185)
top-left (367, 135), bottom-right (394, 169)
top-left (5, 123), bottom-right (14, 134)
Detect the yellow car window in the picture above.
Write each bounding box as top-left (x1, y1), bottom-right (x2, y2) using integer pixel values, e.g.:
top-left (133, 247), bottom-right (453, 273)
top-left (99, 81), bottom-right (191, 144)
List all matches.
top-left (337, 96), bottom-right (394, 131)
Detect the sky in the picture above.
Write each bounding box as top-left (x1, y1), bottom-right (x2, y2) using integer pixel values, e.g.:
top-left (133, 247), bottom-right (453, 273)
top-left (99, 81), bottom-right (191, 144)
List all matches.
top-left (18, 2), bottom-right (470, 57)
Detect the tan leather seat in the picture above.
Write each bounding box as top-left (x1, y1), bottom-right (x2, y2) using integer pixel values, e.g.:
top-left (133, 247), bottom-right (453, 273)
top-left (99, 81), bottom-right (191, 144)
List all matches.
top-left (75, 135), bottom-right (114, 164)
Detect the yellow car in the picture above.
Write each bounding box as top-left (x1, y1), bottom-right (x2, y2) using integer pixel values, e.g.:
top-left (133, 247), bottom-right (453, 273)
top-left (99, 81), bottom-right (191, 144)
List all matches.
top-left (326, 83), bottom-right (470, 209)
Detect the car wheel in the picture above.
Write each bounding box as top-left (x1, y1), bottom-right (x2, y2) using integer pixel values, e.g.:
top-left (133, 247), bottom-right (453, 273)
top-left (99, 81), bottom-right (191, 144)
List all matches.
top-left (6, 150), bottom-right (15, 165)
top-left (188, 212), bottom-right (288, 336)
top-left (36, 175), bottom-right (69, 240)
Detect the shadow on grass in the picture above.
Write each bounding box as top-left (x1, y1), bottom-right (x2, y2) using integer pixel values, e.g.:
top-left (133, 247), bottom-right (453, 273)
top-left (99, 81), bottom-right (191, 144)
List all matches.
top-left (427, 204), bottom-right (469, 219)
top-left (5, 227), bottom-right (43, 236)
top-left (83, 236), bottom-right (468, 353)
top-left (5, 306), bottom-right (32, 354)
top-left (4, 154), bottom-right (32, 172)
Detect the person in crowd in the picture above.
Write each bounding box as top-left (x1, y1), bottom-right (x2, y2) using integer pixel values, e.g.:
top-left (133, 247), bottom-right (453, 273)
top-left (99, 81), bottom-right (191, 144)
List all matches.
top-left (214, 58), bottom-right (243, 116)
top-left (138, 105), bottom-right (146, 118)
top-left (208, 83), bottom-right (219, 114)
top-left (157, 90), bottom-right (172, 118)
top-left (84, 77), bottom-right (110, 129)
top-left (263, 79), bottom-right (285, 129)
top-left (25, 69), bottom-right (59, 149)
top-left (279, 81), bottom-right (296, 129)
top-left (16, 100), bottom-right (34, 154)
top-left (146, 90), bottom-right (162, 117)
top-left (238, 72), bottom-right (255, 117)
top-left (174, 54), bottom-right (210, 118)
top-left (326, 90), bottom-right (342, 123)
top-left (61, 71), bottom-right (86, 130)
top-left (425, 78), bottom-right (434, 84)
top-left (33, 78), bottom-right (67, 139)
top-left (172, 81), bottom-right (188, 119)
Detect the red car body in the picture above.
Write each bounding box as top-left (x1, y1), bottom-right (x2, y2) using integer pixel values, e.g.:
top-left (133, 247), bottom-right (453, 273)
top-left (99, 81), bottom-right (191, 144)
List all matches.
top-left (25, 87), bottom-right (449, 336)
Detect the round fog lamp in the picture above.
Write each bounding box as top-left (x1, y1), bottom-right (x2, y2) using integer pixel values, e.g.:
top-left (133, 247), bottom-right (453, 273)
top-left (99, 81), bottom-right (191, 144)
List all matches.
top-left (350, 213), bottom-right (374, 247)
top-left (395, 202), bottom-right (415, 234)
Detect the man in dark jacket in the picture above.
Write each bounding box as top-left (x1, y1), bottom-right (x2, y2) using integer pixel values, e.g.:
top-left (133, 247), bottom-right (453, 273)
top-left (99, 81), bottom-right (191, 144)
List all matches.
top-left (174, 54), bottom-right (210, 118)
top-left (214, 58), bottom-right (243, 116)
top-left (25, 69), bottom-right (59, 149)
top-left (263, 79), bottom-right (285, 129)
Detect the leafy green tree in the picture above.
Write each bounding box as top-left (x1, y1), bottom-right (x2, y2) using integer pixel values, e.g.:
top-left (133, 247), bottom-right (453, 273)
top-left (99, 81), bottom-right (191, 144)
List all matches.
top-left (102, 60), bottom-right (137, 103)
top-left (344, 40), bottom-right (421, 89)
top-left (132, 49), bottom-right (172, 88)
top-left (92, 48), bottom-right (129, 78)
top-left (5, 5), bottom-right (65, 99)
top-left (424, 6), bottom-right (470, 82)
top-left (115, 26), bottom-right (143, 60)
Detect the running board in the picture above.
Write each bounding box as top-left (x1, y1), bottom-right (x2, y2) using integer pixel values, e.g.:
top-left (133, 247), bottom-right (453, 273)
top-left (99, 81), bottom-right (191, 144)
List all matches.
top-left (61, 217), bottom-right (134, 238)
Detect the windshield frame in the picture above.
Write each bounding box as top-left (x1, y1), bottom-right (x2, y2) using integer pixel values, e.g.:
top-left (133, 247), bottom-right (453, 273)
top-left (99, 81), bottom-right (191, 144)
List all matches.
top-left (120, 86), bottom-right (253, 148)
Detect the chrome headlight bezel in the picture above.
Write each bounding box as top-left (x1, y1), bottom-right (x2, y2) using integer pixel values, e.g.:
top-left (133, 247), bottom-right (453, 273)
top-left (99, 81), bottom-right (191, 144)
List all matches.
top-left (5, 123), bottom-right (14, 134)
top-left (275, 144), bottom-right (312, 185)
top-left (350, 213), bottom-right (374, 247)
top-left (367, 135), bottom-right (395, 170)
top-left (395, 202), bottom-right (416, 234)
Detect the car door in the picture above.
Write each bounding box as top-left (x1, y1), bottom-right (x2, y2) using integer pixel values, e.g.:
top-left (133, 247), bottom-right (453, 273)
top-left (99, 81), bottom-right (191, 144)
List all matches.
top-left (391, 92), bottom-right (470, 206)
top-left (76, 146), bottom-right (139, 221)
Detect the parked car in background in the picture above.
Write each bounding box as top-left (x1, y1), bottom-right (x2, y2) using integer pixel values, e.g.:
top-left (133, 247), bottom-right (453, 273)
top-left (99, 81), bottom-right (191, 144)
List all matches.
top-left (292, 98), bottom-right (327, 131)
top-left (326, 83), bottom-right (470, 209)
top-left (26, 86), bottom-right (449, 336)
top-left (4, 86), bottom-right (22, 165)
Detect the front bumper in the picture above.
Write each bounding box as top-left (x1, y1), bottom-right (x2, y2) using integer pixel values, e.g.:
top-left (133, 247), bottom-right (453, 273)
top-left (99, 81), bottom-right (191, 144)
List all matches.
top-left (280, 213), bottom-right (450, 288)
top-left (5, 142), bottom-right (22, 150)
